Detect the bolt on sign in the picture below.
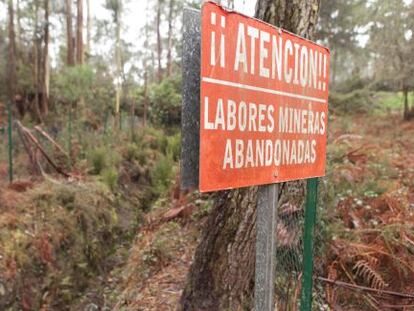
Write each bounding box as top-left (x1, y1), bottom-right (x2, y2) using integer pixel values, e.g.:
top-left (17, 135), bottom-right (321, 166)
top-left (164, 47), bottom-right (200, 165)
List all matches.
top-left (199, 2), bottom-right (330, 192)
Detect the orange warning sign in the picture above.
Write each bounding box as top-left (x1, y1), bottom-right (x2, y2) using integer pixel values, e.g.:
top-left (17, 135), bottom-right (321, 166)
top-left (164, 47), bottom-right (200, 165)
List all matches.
top-left (199, 2), bottom-right (330, 192)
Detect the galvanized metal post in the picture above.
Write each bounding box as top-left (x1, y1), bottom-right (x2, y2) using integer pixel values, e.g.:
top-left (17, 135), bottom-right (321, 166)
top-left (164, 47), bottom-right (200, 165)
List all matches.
top-left (255, 184), bottom-right (278, 311)
top-left (181, 7), bottom-right (201, 190)
top-left (7, 101), bottom-right (13, 183)
top-left (300, 177), bottom-right (319, 311)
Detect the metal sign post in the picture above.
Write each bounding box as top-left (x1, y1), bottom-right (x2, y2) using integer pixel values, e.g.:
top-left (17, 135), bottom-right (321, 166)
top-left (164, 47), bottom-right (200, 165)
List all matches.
top-left (181, 7), bottom-right (201, 190)
top-left (255, 184), bottom-right (278, 311)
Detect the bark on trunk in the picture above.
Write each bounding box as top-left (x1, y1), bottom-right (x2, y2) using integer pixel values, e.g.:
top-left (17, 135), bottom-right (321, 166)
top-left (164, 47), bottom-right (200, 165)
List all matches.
top-left (32, 0), bottom-right (43, 123)
top-left (76, 0), bottom-right (84, 65)
top-left (114, 0), bottom-right (122, 128)
top-left (143, 6), bottom-right (150, 127)
top-left (16, 0), bottom-right (21, 54)
top-left (7, 0), bottom-right (17, 102)
top-left (166, 0), bottom-right (174, 77)
top-left (66, 0), bottom-right (75, 66)
top-left (86, 0), bottom-right (91, 57)
top-left (143, 71), bottom-right (148, 127)
top-left (179, 1), bottom-right (320, 310)
top-left (156, 0), bottom-right (163, 82)
top-left (41, 0), bottom-right (50, 116)
top-left (181, 189), bottom-right (258, 311)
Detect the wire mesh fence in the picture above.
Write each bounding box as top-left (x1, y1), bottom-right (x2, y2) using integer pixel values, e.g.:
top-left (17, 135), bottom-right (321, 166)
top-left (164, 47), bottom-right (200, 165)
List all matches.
top-left (1, 107), bottom-right (143, 184)
top-left (274, 178), bottom-right (330, 311)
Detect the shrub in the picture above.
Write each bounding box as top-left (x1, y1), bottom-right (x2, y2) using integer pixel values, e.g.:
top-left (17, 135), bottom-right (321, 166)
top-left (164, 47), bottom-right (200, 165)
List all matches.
top-left (150, 155), bottom-right (174, 196)
top-left (144, 127), bottom-right (168, 153)
top-left (329, 89), bottom-right (374, 114)
top-left (101, 167), bottom-right (119, 190)
top-left (54, 65), bottom-right (95, 104)
top-left (125, 143), bottom-right (140, 162)
top-left (88, 147), bottom-right (121, 176)
top-left (166, 133), bottom-right (181, 161)
top-left (89, 148), bottom-right (107, 174)
top-left (148, 75), bottom-right (181, 127)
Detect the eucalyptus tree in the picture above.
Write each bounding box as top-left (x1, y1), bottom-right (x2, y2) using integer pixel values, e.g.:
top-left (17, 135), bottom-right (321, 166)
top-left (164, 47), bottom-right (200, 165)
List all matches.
top-left (368, 0), bottom-right (414, 119)
top-left (316, 0), bottom-right (367, 87)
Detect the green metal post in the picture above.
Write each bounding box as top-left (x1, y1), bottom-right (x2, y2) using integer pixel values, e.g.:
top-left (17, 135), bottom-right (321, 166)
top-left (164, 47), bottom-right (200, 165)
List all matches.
top-left (7, 101), bottom-right (13, 183)
top-left (68, 106), bottom-right (72, 166)
top-left (300, 177), bottom-right (319, 310)
top-left (104, 110), bottom-right (109, 135)
top-left (130, 111), bottom-right (134, 139)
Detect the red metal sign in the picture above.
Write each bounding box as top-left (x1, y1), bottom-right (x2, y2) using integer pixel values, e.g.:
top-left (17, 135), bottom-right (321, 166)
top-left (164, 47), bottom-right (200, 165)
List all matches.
top-left (199, 2), bottom-right (330, 192)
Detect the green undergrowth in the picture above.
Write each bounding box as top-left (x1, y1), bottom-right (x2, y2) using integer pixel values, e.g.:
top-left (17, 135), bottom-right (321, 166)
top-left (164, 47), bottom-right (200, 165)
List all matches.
top-left (0, 124), bottom-right (181, 310)
top-left (0, 180), bottom-right (130, 310)
top-left (329, 90), bottom-right (414, 116)
top-left (375, 91), bottom-right (414, 110)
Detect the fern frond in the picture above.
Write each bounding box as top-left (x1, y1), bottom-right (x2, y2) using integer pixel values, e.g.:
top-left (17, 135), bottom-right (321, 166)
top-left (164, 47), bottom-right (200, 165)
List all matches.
top-left (353, 260), bottom-right (388, 290)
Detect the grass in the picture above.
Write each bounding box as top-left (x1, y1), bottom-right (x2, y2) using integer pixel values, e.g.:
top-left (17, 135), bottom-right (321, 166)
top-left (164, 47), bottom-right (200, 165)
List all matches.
top-left (374, 91), bottom-right (414, 111)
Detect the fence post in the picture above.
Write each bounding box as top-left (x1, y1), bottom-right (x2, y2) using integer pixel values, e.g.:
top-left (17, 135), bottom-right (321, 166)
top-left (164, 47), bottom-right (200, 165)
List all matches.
top-left (68, 106), bottom-right (72, 166)
top-left (300, 177), bottom-right (319, 310)
top-left (104, 110), bottom-right (109, 135)
top-left (7, 101), bottom-right (13, 183)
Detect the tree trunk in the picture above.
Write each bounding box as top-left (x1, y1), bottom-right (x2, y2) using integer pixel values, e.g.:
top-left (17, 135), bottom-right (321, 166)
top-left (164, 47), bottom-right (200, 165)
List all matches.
top-left (331, 50), bottom-right (338, 88)
top-left (41, 0), bottom-right (50, 116)
top-left (156, 0), bottom-right (163, 82)
top-left (143, 71), bottom-right (148, 127)
top-left (114, 0), bottom-right (122, 129)
top-left (143, 5), bottom-right (150, 127)
top-left (403, 85), bottom-right (409, 120)
top-left (65, 0), bottom-right (75, 66)
top-left (179, 1), bottom-right (321, 310)
top-left (166, 0), bottom-right (174, 77)
top-left (33, 0), bottom-right (43, 123)
top-left (76, 0), bottom-right (84, 65)
top-left (7, 0), bottom-right (17, 102)
top-left (16, 0), bottom-right (21, 55)
top-left (86, 0), bottom-right (91, 58)
top-left (180, 189), bottom-right (258, 310)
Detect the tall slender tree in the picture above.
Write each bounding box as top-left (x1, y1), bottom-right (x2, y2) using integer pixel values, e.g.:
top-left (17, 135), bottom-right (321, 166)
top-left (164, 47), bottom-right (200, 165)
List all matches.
top-left (179, 1), bottom-right (321, 310)
top-left (166, 0), bottom-right (175, 77)
top-left (115, 0), bottom-right (122, 127)
top-left (7, 0), bottom-right (17, 102)
top-left (76, 0), bottom-right (84, 65)
top-left (65, 0), bottom-right (75, 66)
top-left (86, 0), bottom-right (91, 57)
top-left (41, 0), bottom-right (50, 116)
top-left (156, 0), bottom-right (163, 82)
top-left (32, 0), bottom-right (43, 122)
top-left (15, 0), bottom-right (21, 53)
top-left (368, 0), bottom-right (414, 120)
